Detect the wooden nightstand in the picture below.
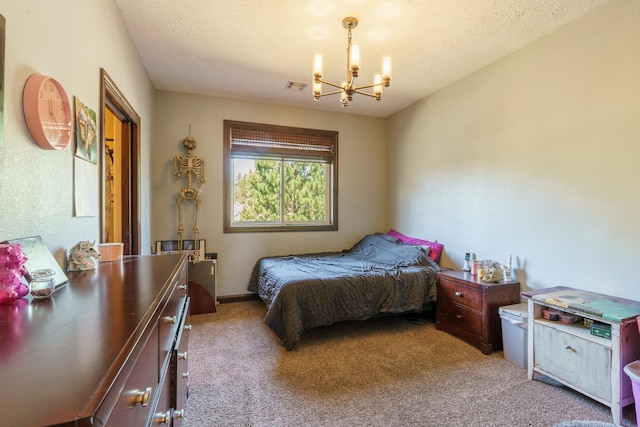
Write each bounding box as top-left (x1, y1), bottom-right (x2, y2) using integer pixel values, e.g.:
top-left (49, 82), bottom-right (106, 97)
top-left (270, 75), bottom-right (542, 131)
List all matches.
top-left (435, 270), bottom-right (521, 354)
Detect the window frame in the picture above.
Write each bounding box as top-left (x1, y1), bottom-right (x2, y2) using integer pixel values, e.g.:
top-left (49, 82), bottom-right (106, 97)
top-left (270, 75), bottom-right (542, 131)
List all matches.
top-left (223, 120), bottom-right (338, 233)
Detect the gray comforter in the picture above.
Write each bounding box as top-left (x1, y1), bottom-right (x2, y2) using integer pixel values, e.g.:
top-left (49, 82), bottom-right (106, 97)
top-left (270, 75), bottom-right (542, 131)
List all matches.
top-left (248, 233), bottom-right (440, 349)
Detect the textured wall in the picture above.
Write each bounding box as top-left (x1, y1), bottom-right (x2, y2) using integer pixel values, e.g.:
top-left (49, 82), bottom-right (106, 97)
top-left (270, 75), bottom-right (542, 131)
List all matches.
top-left (386, 0), bottom-right (640, 301)
top-left (151, 92), bottom-right (387, 296)
top-left (0, 1), bottom-right (154, 266)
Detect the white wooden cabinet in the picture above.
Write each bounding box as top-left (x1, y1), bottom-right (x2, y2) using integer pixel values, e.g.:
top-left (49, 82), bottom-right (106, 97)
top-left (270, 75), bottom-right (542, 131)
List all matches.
top-left (525, 287), bottom-right (640, 425)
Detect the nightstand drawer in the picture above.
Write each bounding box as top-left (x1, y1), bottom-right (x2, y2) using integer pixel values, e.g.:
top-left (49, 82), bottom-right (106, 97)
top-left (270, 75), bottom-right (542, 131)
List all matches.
top-left (438, 279), bottom-right (483, 311)
top-left (437, 300), bottom-right (483, 336)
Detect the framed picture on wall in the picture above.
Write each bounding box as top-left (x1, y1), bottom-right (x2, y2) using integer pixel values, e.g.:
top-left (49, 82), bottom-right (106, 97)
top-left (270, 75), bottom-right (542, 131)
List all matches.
top-left (0, 14), bottom-right (5, 148)
top-left (74, 97), bottom-right (98, 164)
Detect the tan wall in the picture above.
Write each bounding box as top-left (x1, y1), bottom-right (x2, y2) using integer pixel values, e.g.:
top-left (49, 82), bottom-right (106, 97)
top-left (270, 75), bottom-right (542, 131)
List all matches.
top-left (386, 0), bottom-right (640, 300)
top-left (0, 0), bottom-right (154, 263)
top-left (151, 92), bottom-right (387, 295)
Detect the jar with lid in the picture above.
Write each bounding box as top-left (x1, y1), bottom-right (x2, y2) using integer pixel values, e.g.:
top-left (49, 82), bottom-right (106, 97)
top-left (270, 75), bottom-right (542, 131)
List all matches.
top-left (471, 260), bottom-right (482, 275)
top-left (30, 269), bottom-right (55, 299)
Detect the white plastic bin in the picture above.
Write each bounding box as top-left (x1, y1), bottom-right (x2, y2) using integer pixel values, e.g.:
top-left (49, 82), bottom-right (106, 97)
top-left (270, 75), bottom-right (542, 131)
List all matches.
top-left (499, 302), bottom-right (529, 369)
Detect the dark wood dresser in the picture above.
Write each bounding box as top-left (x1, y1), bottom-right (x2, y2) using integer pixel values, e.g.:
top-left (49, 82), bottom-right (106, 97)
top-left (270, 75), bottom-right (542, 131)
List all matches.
top-left (0, 253), bottom-right (190, 427)
top-left (436, 270), bottom-right (520, 354)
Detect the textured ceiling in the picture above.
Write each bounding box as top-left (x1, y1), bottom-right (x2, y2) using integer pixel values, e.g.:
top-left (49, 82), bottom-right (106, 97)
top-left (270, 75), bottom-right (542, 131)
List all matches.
top-left (113, 0), bottom-right (611, 118)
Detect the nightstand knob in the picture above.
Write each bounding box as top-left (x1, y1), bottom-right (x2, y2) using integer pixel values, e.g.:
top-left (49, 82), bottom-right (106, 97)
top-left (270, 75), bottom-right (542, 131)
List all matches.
top-left (455, 291), bottom-right (462, 297)
top-left (455, 314), bottom-right (463, 320)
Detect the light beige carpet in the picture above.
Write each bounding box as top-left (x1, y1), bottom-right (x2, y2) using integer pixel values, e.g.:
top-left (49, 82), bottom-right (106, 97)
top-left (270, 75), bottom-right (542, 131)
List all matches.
top-left (554, 422), bottom-right (616, 427)
top-left (183, 300), bottom-right (637, 427)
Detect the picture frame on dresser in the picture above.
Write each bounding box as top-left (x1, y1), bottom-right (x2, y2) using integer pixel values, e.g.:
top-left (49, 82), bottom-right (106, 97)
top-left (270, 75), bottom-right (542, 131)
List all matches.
top-left (4, 235), bottom-right (68, 287)
top-left (156, 239), bottom-right (205, 260)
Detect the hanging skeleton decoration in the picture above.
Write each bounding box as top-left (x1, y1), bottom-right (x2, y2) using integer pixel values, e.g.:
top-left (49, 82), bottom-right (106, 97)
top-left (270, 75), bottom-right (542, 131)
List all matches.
top-left (173, 133), bottom-right (205, 260)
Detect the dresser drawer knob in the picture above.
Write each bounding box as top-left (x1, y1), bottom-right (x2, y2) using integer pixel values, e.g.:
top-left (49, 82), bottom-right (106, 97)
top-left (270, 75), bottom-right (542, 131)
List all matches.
top-left (164, 315), bottom-right (177, 324)
top-left (455, 291), bottom-right (463, 297)
top-left (455, 314), bottom-right (463, 320)
top-left (182, 371), bottom-right (190, 379)
top-left (185, 324), bottom-right (192, 331)
top-left (154, 411), bottom-right (171, 424)
top-left (178, 284), bottom-right (187, 291)
top-left (173, 409), bottom-right (185, 419)
top-left (564, 344), bottom-right (577, 353)
top-left (178, 351), bottom-right (188, 360)
top-left (131, 387), bottom-right (152, 407)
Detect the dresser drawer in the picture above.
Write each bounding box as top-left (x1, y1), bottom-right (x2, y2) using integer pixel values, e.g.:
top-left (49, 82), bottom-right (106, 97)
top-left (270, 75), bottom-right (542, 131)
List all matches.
top-left (437, 300), bottom-right (483, 336)
top-left (534, 322), bottom-right (612, 402)
top-left (159, 290), bottom-right (182, 372)
top-left (438, 278), bottom-right (483, 311)
top-left (150, 366), bottom-right (174, 426)
top-left (103, 324), bottom-right (159, 426)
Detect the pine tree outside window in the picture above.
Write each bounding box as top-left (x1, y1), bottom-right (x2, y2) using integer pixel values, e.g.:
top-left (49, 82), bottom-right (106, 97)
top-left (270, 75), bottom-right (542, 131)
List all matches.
top-left (223, 120), bottom-right (338, 232)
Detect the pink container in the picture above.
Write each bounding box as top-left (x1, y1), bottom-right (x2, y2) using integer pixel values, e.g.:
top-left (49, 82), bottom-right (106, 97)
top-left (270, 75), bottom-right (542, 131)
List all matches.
top-left (98, 243), bottom-right (124, 262)
top-left (624, 360), bottom-right (640, 424)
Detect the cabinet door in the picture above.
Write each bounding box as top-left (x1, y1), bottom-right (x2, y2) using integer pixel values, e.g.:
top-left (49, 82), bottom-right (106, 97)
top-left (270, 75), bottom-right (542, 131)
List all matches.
top-left (534, 323), bottom-right (612, 402)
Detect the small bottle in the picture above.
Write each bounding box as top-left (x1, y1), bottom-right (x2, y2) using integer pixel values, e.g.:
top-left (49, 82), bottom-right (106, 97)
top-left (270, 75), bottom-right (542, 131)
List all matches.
top-left (470, 261), bottom-right (479, 275)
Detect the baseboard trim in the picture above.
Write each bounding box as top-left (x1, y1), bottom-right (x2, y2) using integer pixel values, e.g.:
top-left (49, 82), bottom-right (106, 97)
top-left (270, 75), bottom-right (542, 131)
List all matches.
top-left (218, 293), bottom-right (260, 304)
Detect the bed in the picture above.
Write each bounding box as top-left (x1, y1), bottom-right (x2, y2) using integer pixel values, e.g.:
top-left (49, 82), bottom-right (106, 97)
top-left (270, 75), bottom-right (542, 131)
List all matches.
top-left (248, 232), bottom-right (442, 350)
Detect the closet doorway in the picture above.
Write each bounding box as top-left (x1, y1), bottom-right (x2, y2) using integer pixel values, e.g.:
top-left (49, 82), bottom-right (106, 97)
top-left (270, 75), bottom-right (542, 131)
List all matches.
top-left (100, 69), bottom-right (141, 255)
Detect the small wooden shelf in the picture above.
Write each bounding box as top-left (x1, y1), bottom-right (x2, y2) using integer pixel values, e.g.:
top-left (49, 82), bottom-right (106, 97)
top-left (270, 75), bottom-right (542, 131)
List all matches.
top-left (524, 286), bottom-right (640, 425)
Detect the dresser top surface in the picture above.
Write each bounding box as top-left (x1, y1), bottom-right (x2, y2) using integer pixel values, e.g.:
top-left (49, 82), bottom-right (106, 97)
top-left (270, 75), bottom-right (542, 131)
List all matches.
top-left (437, 269), bottom-right (520, 287)
top-left (0, 253), bottom-right (186, 426)
top-left (523, 286), bottom-right (640, 322)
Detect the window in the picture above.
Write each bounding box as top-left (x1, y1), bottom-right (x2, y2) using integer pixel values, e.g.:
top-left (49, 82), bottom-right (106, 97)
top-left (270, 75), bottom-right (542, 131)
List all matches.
top-left (223, 120), bottom-right (338, 232)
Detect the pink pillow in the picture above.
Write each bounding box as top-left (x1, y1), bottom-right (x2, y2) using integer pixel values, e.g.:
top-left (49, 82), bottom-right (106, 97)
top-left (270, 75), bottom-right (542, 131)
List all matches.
top-left (387, 229), bottom-right (444, 263)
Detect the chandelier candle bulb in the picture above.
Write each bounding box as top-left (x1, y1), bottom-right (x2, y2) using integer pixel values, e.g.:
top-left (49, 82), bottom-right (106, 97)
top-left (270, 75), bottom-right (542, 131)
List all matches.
top-left (350, 44), bottom-right (360, 76)
top-left (382, 55), bottom-right (392, 85)
top-left (313, 53), bottom-right (323, 79)
top-left (313, 81), bottom-right (322, 99)
top-left (340, 83), bottom-right (348, 106)
top-left (374, 73), bottom-right (383, 99)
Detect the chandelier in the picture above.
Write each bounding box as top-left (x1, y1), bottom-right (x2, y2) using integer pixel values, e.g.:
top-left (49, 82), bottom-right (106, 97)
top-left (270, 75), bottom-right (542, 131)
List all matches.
top-left (312, 17), bottom-right (392, 107)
